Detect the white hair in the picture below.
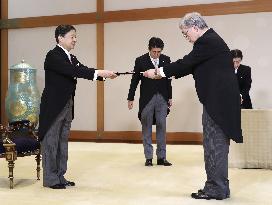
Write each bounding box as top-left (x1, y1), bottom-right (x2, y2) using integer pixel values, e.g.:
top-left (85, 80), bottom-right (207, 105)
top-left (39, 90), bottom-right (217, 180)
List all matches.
top-left (179, 12), bottom-right (208, 29)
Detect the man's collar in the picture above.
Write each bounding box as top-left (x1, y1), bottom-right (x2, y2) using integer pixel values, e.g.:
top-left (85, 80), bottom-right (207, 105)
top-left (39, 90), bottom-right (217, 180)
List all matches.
top-left (57, 44), bottom-right (71, 62)
top-left (57, 44), bottom-right (70, 56)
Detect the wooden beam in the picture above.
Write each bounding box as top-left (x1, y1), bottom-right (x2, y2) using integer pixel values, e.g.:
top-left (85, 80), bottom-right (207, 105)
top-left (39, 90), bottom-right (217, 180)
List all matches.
top-left (96, 0), bottom-right (104, 137)
top-left (97, 0), bottom-right (104, 14)
top-left (69, 131), bottom-right (203, 144)
top-left (0, 12), bottom-right (98, 29)
top-left (69, 131), bottom-right (97, 141)
top-left (1, 0), bottom-right (271, 29)
top-left (103, 0), bottom-right (272, 23)
top-left (0, 0), bottom-right (8, 125)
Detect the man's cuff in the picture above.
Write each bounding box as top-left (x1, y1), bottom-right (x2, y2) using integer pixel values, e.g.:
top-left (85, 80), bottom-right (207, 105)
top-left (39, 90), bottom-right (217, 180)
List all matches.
top-left (159, 67), bottom-right (166, 77)
top-left (93, 70), bottom-right (98, 80)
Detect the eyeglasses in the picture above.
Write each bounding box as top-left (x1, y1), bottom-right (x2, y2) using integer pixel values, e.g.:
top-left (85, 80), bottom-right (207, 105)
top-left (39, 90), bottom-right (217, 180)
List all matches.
top-left (182, 27), bottom-right (192, 39)
top-left (182, 30), bottom-right (189, 38)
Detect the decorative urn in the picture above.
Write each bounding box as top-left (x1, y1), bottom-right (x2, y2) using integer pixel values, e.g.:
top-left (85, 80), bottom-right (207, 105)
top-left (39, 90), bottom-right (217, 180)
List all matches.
top-left (5, 60), bottom-right (41, 126)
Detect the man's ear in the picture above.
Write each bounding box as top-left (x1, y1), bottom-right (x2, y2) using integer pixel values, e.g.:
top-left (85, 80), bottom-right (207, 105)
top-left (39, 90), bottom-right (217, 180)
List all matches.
top-left (58, 35), bottom-right (62, 43)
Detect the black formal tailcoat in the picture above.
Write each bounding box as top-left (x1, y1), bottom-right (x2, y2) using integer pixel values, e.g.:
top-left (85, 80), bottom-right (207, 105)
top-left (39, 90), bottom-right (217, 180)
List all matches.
top-left (236, 64), bottom-right (252, 109)
top-left (38, 46), bottom-right (102, 141)
top-left (127, 53), bottom-right (172, 122)
top-left (163, 28), bottom-right (243, 143)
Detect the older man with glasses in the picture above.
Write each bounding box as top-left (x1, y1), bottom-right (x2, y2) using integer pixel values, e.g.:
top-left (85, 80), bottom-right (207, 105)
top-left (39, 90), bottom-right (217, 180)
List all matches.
top-left (144, 12), bottom-right (243, 200)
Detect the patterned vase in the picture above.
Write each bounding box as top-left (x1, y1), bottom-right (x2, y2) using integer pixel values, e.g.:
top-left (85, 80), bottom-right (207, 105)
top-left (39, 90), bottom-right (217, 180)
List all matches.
top-left (5, 60), bottom-right (40, 126)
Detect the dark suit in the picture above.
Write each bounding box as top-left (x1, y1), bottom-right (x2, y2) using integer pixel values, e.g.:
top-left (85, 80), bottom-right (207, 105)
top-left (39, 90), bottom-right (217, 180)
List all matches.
top-left (39, 46), bottom-right (101, 141)
top-left (128, 53), bottom-right (172, 159)
top-left (236, 64), bottom-right (252, 109)
top-left (163, 28), bottom-right (242, 199)
top-left (128, 53), bottom-right (172, 120)
top-left (39, 46), bottom-right (101, 186)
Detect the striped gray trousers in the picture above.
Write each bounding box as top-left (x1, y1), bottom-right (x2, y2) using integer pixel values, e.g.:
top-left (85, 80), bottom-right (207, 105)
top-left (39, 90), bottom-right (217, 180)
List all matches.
top-left (141, 93), bottom-right (168, 160)
top-left (202, 107), bottom-right (230, 199)
top-left (41, 98), bottom-right (73, 187)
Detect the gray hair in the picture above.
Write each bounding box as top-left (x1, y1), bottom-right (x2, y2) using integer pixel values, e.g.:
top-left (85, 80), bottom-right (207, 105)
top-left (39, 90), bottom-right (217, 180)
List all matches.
top-left (179, 12), bottom-right (208, 29)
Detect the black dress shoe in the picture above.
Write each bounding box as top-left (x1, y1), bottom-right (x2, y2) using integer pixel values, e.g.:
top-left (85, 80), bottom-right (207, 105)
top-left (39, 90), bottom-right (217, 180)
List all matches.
top-left (49, 183), bottom-right (66, 189)
top-left (157, 158), bottom-right (172, 166)
top-left (191, 192), bottom-right (223, 200)
top-left (198, 189), bottom-right (230, 198)
top-left (63, 181), bottom-right (75, 186)
top-left (198, 189), bottom-right (204, 193)
top-left (145, 159), bottom-right (153, 166)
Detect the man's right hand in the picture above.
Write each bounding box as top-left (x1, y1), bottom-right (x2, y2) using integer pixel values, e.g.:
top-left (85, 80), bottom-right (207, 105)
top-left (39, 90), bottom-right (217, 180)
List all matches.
top-left (128, 101), bottom-right (133, 110)
top-left (143, 69), bottom-right (162, 79)
top-left (97, 70), bottom-right (117, 79)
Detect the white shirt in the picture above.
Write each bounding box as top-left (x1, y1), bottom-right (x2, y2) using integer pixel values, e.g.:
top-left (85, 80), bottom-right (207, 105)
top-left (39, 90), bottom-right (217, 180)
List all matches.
top-left (57, 44), bottom-right (98, 80)
top-left (57, 44), bottom-right (71, 62)
top-left (149, 53), bottom-right (159, 68)
top-left (148, 53), bottom-right (166, 77)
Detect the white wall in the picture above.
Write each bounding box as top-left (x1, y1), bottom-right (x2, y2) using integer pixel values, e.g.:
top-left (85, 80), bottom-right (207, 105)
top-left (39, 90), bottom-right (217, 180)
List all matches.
top-left (105, 0), bottom-right (249, 11)
top-left (8, 27), bottom-right (56, 93)
top-left (8, 25), bottom-right (97, 131)
top-left (6, 2), bottom-right (272, 132)
top-left (208, 13), bottom-right (272, 109)
top-left (8, 0), bottom-right (96, 18)
top-left (104, 12), bottom-right (272, 132)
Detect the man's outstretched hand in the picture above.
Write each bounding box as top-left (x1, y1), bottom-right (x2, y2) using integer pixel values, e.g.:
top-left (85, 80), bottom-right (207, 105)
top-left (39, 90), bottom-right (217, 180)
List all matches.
top-left (143, 68), bottom-right (162, 79)
top-left (97, 70), bottom-right (117, 79)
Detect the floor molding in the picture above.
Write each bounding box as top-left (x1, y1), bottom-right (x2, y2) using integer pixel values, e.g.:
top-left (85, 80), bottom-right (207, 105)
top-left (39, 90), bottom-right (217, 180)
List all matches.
top-left (69, 130), bottom-right (203, 144)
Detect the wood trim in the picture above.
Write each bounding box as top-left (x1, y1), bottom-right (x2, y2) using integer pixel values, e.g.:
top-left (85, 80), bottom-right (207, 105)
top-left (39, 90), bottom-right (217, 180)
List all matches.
top-left (97, 0), bottom-right (104, 14)
top-left (0, 0), bottom-right (8, 18)
top-left (0, 13), bottom-right (98, 29)
top-left (103, 0), bottom-right (272, 23)
top-left (1, 0), bottom-right (272, 29)
top-left (69, 131), bottom-right (97, 141)
top-left (0, 30), bottom-right (8, 124)
top-left (69, 131), bottom-right (203, 144)
top-left (0, 1), bottom-right (1, 123)
top-left (0, 0), bottom-right (8, 124)
top-left (96, 0), bottom-right (104, 137)
top-left (96, 65), bottom-right (104, 137)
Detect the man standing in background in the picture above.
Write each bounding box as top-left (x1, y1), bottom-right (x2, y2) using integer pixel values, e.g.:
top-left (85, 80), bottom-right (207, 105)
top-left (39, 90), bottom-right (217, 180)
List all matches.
top-left (39, 25), bottom-right (117, 189)
top-left (127, 37), bottom-right (172, 167)
top-left (231, 49), bottom-right (253, 109)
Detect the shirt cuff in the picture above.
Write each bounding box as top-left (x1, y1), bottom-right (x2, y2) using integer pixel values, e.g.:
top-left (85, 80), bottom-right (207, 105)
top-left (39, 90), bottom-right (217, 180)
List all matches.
top-left (159, 67), bottom-right (166, 77)
top-left (93, 70), bottom-right (98, 80)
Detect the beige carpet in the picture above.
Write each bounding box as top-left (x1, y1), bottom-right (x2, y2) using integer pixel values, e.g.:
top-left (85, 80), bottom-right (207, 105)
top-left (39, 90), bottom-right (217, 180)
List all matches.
top-left (0, 142), bottom-right (271, 205)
